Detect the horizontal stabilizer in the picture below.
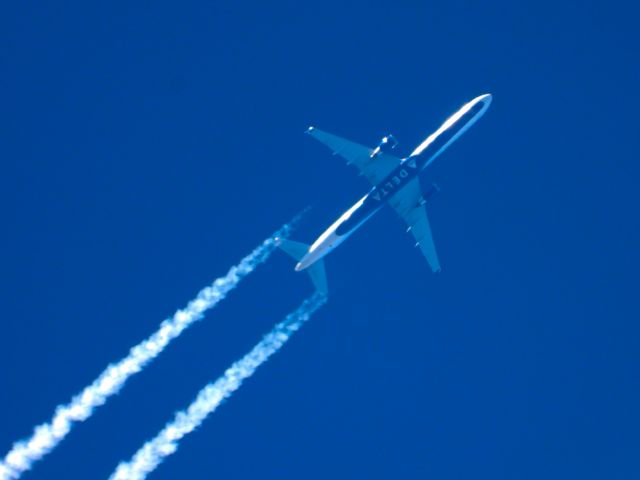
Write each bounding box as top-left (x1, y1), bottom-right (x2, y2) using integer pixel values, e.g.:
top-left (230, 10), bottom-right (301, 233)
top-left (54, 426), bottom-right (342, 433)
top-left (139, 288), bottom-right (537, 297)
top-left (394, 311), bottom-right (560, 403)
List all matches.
top-left (275, 238), bottom-right (308, 261)
top-left (276, 238), bottom-right (329, 294)
top-left (307, 259), bottom-right (328, 295)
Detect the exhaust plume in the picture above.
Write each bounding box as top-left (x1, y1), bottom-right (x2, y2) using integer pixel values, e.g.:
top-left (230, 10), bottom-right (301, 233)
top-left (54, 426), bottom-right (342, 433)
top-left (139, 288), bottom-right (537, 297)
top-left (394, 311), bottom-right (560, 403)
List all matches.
top-left (110, 292), bottom-right (327, 480)
top-left (0, 216), bottom-right (301, 480)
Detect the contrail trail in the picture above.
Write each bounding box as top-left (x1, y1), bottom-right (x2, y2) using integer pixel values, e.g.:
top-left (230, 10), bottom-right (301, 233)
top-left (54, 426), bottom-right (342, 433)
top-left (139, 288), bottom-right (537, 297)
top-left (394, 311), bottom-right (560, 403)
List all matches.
top-left (0, 216), bottom-right (302, 480)
top-left (109, 292), bottom-right (327, 480)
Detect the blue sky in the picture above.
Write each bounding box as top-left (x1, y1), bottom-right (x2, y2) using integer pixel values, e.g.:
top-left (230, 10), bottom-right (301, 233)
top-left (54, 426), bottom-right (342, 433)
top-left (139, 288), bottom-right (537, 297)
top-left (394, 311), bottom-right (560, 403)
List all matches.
top-left (1, 2), bottom-right (638, 479)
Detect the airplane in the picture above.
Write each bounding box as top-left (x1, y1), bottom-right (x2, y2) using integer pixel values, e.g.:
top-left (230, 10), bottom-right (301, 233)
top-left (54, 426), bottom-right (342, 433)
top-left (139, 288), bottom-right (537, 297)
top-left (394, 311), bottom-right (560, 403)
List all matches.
top-left (277, 93), bottom-right (492, 294)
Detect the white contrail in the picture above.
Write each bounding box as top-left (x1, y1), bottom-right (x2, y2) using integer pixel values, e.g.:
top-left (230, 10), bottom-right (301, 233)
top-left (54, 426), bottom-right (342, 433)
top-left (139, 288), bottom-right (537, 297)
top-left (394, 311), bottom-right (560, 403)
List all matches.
top-left (109, 292), bottom-right (327, 480)
top-left (0, 217), bottom-right (301, 480)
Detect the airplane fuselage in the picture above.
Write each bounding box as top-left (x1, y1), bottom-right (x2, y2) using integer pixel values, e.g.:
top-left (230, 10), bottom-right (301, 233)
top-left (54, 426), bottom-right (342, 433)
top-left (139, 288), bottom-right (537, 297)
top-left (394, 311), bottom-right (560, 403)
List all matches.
top-left (295, 93), bottom-right (492, 272)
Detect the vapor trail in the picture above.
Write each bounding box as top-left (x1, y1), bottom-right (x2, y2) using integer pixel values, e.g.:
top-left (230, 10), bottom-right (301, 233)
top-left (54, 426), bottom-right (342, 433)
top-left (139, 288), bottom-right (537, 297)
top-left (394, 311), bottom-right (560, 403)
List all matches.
top-left (0, 217), bottom-right (301, 480)
top-left (109, 292), bottom-right (326, 480)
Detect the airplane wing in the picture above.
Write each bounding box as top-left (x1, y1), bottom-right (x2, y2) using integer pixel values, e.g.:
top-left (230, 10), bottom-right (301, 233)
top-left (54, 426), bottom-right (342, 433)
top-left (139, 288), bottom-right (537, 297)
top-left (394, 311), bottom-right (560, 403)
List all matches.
top-left (387, 178), bottom-right (441, 272)
top-left (306, 127), bottom-right (402, 185)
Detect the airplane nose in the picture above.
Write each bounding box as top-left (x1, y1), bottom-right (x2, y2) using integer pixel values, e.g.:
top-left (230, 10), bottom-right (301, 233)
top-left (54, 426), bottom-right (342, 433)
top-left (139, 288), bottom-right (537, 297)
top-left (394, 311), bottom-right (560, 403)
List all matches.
top-left (295, 262), bottom-right (303, 272)
top-left (480, 93), bottom-right (492, 106)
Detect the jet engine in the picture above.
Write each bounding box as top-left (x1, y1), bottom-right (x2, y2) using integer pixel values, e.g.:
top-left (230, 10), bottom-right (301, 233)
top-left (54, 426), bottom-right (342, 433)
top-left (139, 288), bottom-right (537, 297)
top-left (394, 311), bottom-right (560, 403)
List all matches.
top-left (419, 183), bottom-right (440, 206)
top-left (370, 134), bottom-right (398, 159)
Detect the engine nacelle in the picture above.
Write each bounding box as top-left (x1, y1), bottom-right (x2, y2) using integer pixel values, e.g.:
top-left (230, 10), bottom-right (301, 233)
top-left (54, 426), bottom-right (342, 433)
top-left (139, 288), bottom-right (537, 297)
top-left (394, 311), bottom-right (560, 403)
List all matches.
top-left (370, 134), bottom-right (398, 159)
top-left (418, 183), bottom-right (440, 206)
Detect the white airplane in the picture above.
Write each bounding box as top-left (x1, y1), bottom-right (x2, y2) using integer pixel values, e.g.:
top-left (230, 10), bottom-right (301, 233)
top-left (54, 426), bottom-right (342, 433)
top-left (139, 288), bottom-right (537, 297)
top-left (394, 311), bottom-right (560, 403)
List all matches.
top-left (277, 94), bottom-right (492, 294)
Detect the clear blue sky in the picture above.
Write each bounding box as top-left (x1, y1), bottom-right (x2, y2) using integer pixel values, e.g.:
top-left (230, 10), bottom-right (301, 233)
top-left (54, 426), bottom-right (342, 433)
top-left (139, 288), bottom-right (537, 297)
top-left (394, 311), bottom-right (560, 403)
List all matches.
top-left (1, 2), bottom-right (638, 479)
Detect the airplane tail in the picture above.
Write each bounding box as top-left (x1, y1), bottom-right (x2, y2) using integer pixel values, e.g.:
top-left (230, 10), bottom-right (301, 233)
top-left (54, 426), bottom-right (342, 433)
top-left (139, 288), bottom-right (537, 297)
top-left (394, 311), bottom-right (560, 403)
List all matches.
top-left (276, 238), bottom-right (328, 295)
